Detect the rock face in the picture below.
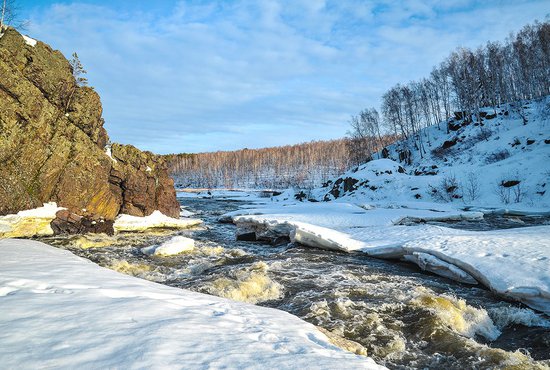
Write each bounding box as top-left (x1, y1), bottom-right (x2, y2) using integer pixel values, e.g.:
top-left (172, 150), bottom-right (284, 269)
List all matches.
top-left (0, 28), bottom-right (179, 231)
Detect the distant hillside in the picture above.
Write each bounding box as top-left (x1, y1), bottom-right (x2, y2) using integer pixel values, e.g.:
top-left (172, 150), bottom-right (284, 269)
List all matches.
top-left (166, 136), bottom-right (397, 189)
top-left (302, 96), bottom-right (550, 210)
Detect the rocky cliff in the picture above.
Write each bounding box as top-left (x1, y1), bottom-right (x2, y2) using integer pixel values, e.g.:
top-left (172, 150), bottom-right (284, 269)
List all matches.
top-left (0, 28), bottom-right (179, 233)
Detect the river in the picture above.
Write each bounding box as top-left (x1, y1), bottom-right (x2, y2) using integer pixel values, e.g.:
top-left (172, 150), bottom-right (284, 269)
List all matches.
top-left (39, 196), bottom-right (550, 369)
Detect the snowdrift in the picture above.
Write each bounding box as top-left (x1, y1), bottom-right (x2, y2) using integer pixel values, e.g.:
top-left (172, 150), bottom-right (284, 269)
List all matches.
top-left (0, 239), bottom-right (384, 369)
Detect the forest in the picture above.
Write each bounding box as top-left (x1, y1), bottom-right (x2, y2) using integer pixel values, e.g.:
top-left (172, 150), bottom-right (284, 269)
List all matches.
top-left (166, 137), bottom-right (396, 189)
top-left (168, 20), bottom-right (550, 189)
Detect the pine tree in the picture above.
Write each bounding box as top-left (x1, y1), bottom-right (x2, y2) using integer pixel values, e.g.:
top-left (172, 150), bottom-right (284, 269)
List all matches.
top-left (69, 52), bottom-right (88, 87)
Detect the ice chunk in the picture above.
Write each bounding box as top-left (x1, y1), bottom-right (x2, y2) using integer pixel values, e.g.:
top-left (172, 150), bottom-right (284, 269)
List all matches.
top-left (0, 202), bottom-right (65, 238)
top-left (114, 210), bottom-right (202, 232)
top-left (403, 252), bottom-right (478, 284)
top-left (141, 236), bottom-right (195, 256)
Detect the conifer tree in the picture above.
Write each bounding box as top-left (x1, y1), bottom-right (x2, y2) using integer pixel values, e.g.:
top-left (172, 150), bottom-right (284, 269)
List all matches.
top-left (69, 52), bottom-right (88, 87)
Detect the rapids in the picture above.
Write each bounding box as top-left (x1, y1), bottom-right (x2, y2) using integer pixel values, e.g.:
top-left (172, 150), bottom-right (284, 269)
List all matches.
top-left (38, 196), bottom-right (550, 369)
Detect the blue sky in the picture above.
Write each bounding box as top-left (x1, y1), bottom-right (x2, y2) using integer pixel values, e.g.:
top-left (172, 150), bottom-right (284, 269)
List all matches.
top-left (18, 0), bottom-right (549, 154)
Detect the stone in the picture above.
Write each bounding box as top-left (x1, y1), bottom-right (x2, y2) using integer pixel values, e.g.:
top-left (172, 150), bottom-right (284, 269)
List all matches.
top-left (441, 137), bottom-right (458, 149)
top-left (50, 209), bottom-right (114, 235)
top-left (501, 180), bottom-right (521, 188)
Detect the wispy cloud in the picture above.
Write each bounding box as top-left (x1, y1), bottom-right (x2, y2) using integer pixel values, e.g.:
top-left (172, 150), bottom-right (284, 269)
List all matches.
top-left (23, 0), bottom-right (549, 153)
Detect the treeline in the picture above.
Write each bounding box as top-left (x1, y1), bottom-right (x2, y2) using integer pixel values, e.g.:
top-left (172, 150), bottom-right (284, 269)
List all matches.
top-left (166, 137), bottom-right (396, 189)
top-left (350, 20), bottom-right (550, 160)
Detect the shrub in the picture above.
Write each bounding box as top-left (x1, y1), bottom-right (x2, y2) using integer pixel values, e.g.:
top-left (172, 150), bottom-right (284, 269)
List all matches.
top-left (430, 173), bottom-right (462, 202)
top-left (485, 149), bottom-right (510, 164)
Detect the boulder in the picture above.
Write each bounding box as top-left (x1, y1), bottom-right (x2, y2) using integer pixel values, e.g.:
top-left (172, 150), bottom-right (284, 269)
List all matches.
top-left (0, 28), bottom-right (179, 232)
top-left (110, 144), bottom-right (179, 218)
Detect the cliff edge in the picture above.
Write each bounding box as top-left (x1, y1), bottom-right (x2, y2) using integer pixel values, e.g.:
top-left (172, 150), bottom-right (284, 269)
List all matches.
top-left (0, 28), bottom-right (179, 233)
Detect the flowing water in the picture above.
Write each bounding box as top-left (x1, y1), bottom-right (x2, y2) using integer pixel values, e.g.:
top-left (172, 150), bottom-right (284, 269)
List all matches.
top-left (39, 197), bottom-right (550, 369)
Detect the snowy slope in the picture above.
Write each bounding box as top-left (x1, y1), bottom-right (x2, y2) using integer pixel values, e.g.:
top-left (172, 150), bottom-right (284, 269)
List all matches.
top-left (0, 239), bottom-right (384, 370)
top-left (308, 97), bottom-right (550, 211)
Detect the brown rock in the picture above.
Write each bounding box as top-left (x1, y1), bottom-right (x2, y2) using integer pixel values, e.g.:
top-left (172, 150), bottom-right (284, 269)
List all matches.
top-left (51, 209), bottom-right (114, 235)
top-left (111, 143), bottom-right (179, 218)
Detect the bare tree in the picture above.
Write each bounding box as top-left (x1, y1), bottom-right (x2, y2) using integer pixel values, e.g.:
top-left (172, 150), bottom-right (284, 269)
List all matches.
top-left (1, 0), bottom-right (28, 30)
top-left (347, 108), bottom-right (382, 164)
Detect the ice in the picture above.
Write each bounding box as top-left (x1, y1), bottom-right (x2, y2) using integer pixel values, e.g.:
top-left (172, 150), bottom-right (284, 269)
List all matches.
top-left (402, 252), bottom-right (478, 284)
top-left (401, 227), bottom-right (550, 314)
top-left (222, 201), bottom-right (550, 314)
top-left (0, 202), bottom-right (65, 238)
top-left (0, 239), bottom-right (384, 369)
top-left (179, 207), bottom-right (195, 217)
top-left (113, 210), bottom-right (202, 232)
top-left (141, 235), bottom-right (195, 256)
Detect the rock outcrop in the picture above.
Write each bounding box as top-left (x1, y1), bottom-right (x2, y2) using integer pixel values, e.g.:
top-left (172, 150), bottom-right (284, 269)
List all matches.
top-left (0, 28), bottom-right (179, 232)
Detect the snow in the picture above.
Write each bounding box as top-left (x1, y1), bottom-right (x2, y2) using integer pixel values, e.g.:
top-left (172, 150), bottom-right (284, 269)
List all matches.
top-left (402, 252), bottom-right (477, 284)
top-left (401, 227), bottom-right (550, 315)
top-left (0, 202), bottom-right (65, 238)
top-left (113, 210), bottom-right (202, 232)
top-left (177, 189), bottom-right (273, 204)
top-left (14, 202), bottom-right (63, 218)
top-left (141, 235), bottom-right (195, 256)
top-left (22, 34), bottom-right (37, 47)
top-left (222, 201), bottom-right (550, 315)
top-left (293, 98), bottom-right (550, 211)
top-left (104, 144), bottom-right (117, 163)
top-left (0, 239), bottom-right (384, 369)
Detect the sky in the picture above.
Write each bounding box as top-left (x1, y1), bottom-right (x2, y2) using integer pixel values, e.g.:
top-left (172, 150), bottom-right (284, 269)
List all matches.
top-left (16, 0), bottom-right (550, 154)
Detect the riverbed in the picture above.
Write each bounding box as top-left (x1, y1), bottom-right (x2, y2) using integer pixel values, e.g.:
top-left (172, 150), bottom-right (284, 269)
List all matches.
top-left (39, 196), bottom-right (550, 369)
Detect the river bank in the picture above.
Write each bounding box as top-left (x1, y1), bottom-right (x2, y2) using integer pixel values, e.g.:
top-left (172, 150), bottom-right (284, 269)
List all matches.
top-left (35, 194), bottom-right (550, 369)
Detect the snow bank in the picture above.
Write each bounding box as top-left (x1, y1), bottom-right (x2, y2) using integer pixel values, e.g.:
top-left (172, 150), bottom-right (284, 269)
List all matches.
top-left (114, 210), bottom-right (202, 232)
top-left (305, 98), bottom-right (550, 210)
top-left (0, 202), bottom-right (64, 238)
top-left (228, 202), bottom-right (478, 253)
top-left (0, 239), bottom-right (384, 369)
top-left (401, 227), bottom-right (550, 315)
top-left (141, 235), bottom-right (195, 256)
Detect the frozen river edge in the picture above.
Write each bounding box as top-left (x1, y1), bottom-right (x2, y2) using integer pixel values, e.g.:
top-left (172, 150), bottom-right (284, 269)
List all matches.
top-left (224, 201), bottom-right (550, 316)
top-left (0, 239), bottom-right (385, 370)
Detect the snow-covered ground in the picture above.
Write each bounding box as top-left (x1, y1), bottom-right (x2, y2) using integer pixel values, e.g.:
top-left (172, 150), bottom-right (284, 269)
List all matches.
top-left (222, 201), bottom-right (550, 315)
top-left (0, 239), bottom-right (384, 369)
top-left (177, 188), bottom-right (274, 204)
top-left (305, 98), bottom-right (550, 212)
